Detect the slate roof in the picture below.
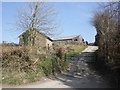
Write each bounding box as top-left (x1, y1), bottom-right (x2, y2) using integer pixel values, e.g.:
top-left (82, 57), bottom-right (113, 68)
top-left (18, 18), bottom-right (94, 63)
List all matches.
top-left (53, 35), bottom-right (83, 41)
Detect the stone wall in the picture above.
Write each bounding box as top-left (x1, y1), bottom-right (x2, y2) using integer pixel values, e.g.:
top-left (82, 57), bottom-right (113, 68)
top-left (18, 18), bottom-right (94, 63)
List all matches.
top-left (53, 36), bottom-right (84, 45)
top-left (19, 28), bottom-right (48, 50)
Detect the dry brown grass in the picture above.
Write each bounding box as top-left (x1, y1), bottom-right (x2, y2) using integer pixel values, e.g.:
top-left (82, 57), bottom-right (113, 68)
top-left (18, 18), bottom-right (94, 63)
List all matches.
top-left (1, 44), bottom-right (87, 85)
top-left (1, 44), bottom-right (69, 84)
top-left (2, 45), bottom-right (38, 72)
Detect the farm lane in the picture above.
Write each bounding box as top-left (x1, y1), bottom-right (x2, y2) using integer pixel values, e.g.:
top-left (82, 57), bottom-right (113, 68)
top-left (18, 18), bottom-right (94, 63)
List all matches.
top-left (2, 46), bottom-right (111, 88)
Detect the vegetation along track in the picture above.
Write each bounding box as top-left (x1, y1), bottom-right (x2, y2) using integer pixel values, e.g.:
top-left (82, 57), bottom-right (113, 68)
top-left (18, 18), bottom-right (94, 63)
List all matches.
top-left (2, 46), bottom-right (112, 88)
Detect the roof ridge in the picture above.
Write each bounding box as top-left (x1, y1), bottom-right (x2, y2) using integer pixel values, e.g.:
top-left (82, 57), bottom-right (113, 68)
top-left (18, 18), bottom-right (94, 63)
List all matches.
top-left (56, 35), bottom-right (80, 39)
top-left (53, 35), bottom-right (83, 41)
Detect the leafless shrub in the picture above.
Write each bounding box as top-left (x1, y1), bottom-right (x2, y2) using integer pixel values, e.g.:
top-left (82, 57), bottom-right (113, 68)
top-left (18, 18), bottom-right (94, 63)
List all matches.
top-left (92, 1), bottom-right (120, 69)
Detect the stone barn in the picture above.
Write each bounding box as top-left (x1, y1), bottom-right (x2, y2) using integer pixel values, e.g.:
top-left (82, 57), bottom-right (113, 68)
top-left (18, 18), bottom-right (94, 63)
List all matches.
top-left (53, 35), bottom-right (84, 45)
top-left (19, 28), bottom-right (53, 50)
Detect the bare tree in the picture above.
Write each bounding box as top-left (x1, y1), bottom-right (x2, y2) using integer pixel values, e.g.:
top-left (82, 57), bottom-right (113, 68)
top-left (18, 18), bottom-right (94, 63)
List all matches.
top-left (91, 1), bottom-right (120, 87)
top-left (92, 1), bottom-right (120, 66)
top-left (16, 2), bottom-right (57, 36)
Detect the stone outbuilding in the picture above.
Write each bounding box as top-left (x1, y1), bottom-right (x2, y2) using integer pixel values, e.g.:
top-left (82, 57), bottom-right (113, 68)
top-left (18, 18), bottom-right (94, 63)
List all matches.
top-left (19, 28), bottom-right (53, 50)
top-left (53, 35), bottom-right (84, 45)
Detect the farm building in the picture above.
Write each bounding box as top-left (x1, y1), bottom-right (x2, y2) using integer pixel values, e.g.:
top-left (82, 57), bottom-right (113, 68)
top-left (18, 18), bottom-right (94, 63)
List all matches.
top-left (53, 35), bottom-right (84, 45)
top-left (19, 28), bottom-right (53, 50)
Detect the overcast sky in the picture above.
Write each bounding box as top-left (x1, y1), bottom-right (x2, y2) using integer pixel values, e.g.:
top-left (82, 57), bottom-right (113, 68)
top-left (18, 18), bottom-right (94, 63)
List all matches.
top-left (2, 2), bottom-right (99, 43)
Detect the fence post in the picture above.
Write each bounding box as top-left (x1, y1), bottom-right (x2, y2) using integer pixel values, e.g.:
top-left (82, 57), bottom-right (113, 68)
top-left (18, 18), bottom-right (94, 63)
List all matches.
top-left (65, 53), bottom-right (67, 61)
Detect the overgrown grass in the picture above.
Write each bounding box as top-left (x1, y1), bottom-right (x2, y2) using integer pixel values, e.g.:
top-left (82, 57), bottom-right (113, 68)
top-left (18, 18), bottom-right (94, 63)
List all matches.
top-left (1, 45), bottom-right (87, 85)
